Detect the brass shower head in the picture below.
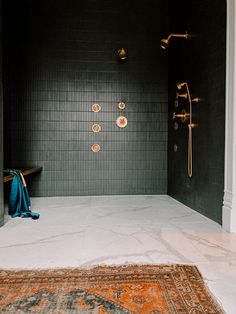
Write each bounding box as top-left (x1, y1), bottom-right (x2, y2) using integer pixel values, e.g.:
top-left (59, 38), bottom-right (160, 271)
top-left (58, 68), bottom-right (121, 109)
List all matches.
top-left (161, 32), bottom-right (189, 49)
top-left (160, 38), bottom-right (169, 50)
top-left (118, 48), bottom-right (128, 60)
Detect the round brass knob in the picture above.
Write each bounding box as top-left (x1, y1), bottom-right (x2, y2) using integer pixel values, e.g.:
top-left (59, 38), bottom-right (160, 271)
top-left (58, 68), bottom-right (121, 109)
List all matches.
top-left (116, 116), bottom-right (128, 128)
top-left (118, 102), bottom-right (126, 110)
top-left (92, 124), bottom-right (101, 133)
top-left (91, 144), bottom-right (101, 153)
top-left (92, 103), bottom-right (101, 112)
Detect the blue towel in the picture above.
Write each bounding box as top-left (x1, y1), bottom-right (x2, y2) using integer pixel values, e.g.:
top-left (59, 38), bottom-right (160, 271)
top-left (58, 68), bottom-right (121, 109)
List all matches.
top-left (7, 170), bottom-right (40, 220)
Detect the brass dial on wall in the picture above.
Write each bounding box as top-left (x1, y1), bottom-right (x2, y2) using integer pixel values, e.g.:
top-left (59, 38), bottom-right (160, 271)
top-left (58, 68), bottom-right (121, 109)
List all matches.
top-left (118, 102), bottom-right (126, 110)
top-left (91, 144), bottom-right (101, 153)
top-left (116, 116), bottom-right (128, 128)
top-left (92, 103), bottom-right (101, 112)
top-left (92, 124), bottom-right (101, 133)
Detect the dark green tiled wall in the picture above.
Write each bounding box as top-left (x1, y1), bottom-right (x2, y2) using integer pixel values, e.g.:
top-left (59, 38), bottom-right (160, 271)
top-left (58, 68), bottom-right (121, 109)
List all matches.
top-left (3, 0), bottom-right (168, 196)
top-left (168, 0), bottom-right (226, 224)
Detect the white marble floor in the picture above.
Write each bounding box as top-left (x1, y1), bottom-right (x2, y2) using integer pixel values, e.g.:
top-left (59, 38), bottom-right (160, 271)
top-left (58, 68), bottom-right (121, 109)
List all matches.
top-left (0, 195), bottom-right (236, 313)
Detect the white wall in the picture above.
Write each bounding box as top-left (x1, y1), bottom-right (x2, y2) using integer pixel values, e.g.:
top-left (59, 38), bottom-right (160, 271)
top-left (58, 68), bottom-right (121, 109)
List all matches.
top-left (223, 0), bottom-right (236, 232)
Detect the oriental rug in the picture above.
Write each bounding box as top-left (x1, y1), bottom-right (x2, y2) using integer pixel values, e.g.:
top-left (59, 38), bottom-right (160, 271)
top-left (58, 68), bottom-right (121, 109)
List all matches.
top-left (0, 264), bottom-right (224, 313)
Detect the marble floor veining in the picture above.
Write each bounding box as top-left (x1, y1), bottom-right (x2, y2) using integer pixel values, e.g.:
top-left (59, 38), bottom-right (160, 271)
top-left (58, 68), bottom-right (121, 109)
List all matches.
top-left (0, 195), bottom-right (236, 313)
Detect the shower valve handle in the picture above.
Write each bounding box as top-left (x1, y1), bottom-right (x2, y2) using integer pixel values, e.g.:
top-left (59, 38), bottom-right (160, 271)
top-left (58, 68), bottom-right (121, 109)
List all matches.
top-left (192, 97), bottom-right (201, 103)
top-left (173, 112), bottom-right (190, 119)
top-left (176, 92), bottom-right (188, 99)
top-left (189, 123), bottom-right (198, 128)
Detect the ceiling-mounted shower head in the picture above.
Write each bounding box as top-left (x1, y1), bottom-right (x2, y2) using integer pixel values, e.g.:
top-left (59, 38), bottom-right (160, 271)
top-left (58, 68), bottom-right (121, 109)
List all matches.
top-left (161, 32), bottom-right (189, 50)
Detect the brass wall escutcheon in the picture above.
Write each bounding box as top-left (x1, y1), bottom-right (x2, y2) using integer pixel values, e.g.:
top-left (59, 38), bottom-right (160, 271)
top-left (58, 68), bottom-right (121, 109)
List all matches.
top-left (174, 122), bottom-right (179, 130)
top-left (116, 116), bottom-right (128, 128)
top-left (92, 124), bottom-right (101, 133)
top-left (118, 102), bottom-right (126, 110)
top-left (91, 144), bottom-right (101, 153)
top-left (92, 103), bottom-right (101, 112)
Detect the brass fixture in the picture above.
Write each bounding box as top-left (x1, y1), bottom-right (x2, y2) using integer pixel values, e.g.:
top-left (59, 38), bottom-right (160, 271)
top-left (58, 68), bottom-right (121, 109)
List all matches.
top-left (173, 109), bottom-right (190, 123)
top-left (118, 48), bottom-right (127, 60)
top-left (192, 97), bottom-right (201, 103)
top-left (161, 32), bottom-right (189, 49)
top-left (116, 116), bottom-right (128, 128)
top-left (176, 92), bottom-right (188, 99)
top-left (174, 122), bottom-right (179, 130)
top-left (118, 102), bottom-right (126, 110)
top-left (92, 103), bottom-right (101, 112)
top-left (189, 123), bottom-right (198, 128)
top-left (92, 123), bottom-right (101, 133)
top-left (173, 144), bottom-right (178, 152)
top-left (174, 81), bottom-right (199, 177)
top-left (91, 144), bottom-right (101, 153)
top-left (176, 82), bottom-right (186, 90)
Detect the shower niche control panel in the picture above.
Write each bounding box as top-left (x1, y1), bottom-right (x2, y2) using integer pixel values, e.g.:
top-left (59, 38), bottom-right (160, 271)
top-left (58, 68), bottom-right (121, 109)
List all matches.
top-left (172, 82), bottom-right (199, 178)
top-left (90, 101), bottom-right (128, 153)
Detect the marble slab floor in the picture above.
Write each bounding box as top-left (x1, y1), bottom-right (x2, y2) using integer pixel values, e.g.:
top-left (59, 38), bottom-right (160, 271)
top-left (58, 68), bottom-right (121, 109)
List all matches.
top-left (0, 195), bottom-right (236, 313)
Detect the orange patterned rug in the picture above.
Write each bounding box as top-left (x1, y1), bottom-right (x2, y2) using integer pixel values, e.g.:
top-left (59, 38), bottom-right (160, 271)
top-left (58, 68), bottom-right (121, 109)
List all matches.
top-left (0, 264), bottom-right (224, 313)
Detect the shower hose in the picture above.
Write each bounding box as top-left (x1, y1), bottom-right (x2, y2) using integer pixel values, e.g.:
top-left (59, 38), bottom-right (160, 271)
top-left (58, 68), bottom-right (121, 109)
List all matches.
top-left (186, 84), bottom-right (193, 178)
top-left (188, 124), bottom-right (193, 178)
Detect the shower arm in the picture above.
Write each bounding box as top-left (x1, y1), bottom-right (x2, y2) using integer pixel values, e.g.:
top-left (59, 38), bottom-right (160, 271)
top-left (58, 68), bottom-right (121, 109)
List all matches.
top-left (167, 33), bottom-right (189, 41)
